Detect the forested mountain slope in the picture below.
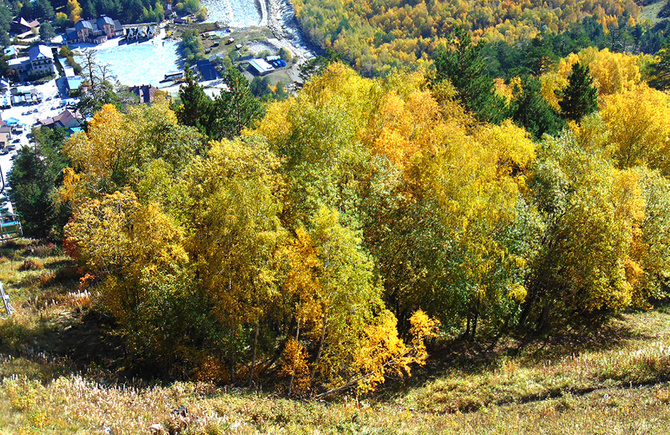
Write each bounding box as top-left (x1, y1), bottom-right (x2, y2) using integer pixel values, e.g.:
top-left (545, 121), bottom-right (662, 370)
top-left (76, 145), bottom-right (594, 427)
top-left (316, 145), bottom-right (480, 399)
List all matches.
top-left (293, 0), bottom-right (665, 75)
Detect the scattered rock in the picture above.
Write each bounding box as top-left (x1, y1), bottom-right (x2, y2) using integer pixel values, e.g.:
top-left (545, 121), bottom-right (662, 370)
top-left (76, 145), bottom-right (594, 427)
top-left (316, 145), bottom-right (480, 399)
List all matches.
top-left (149, 423), bottom-right (166, 434)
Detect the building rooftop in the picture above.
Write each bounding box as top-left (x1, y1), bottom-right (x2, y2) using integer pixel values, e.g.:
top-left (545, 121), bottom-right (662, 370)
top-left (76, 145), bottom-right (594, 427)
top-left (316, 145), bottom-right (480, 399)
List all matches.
top-left (28, 45), bottom-right (53, 61)
top-left (247, 58), bottom-right (274, 75)
top-left (97, 16), bottom-right (115, 27)
top-left (197, 60), bottom-right (220, 81)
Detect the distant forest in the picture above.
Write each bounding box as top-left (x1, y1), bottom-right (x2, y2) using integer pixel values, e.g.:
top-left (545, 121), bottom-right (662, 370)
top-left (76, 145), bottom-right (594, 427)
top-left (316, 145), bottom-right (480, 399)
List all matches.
top-left (294, 0), bottom-right (670, 76)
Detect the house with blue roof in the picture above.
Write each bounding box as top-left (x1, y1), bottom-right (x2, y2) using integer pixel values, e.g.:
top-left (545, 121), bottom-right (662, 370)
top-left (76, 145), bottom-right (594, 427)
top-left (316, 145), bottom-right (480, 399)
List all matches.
top-left (197, 60), bottom-right (220, 82)
top-left (28, 45), bottom-right (55, 76)
top-left (66, 76), bottom-right (84, 95)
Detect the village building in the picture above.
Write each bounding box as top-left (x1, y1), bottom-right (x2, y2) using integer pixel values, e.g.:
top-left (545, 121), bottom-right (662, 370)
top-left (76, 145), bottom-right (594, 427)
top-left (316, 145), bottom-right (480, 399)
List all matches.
top-left (0, 131), bottom-right (8, 149)
top-left (129, 84), bottom-right (157, 104)
top-left (247, 58), bottom-right (275, 76)
top-left (38, 109), bottom-right (83, 131)
top-left (3, 46), bottom-right (18, 58)
top-left (11, 17), bottom-right (40, 35)
top-left (197, 60), bottom-right (220, 81)
top-left (7, 56), bottom-right (30, 76)
top-left (66, 16), bottom-right (123, 44)
top-left (28, 45), bottom-right (55, 76)
top-left (0, 121), bottom-right (12, 148)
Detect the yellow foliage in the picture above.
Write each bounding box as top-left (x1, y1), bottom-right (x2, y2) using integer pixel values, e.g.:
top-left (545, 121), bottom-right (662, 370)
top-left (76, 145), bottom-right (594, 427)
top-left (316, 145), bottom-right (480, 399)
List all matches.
top-left (476, 119), bottom-right (536, 177)
top-left (66, 0), bottom-right (82, 23)
top-left (353, 310), bottom-right (439, 395)
top-left (64, 104), bottom-right (134, 201)
top-left (65, 189), bottom-right (188, 321)
top-left (279, 338), bottom-right (311, 395)
top-left (579, 47), bottom-right (642, 96)
top-left (601, 84), bottom-right (670, 175)
top-left (509, 284), bottom-right (527, 303)
top-left (548, 48), bottom-right (644, 101)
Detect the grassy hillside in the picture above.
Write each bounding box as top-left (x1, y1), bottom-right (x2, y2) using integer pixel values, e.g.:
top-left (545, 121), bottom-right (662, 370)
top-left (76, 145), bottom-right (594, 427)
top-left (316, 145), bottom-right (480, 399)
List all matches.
top-left (1, 239), bottom-right (670, 434)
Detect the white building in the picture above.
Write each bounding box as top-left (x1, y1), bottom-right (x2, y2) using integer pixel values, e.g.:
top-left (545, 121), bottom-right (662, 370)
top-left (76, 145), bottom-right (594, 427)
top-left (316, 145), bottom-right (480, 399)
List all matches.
top-left (28, 45), bottom-right (55, 76)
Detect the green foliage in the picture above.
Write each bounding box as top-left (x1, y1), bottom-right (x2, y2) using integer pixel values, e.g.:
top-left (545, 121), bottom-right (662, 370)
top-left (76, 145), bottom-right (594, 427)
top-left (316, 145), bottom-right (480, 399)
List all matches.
top-left (212, 68), bottom-right (264, 139)
top-left (0, 3), bottom-right (12, 46)
top-left (195, 6), bottom-right (207, 21)
top-left (9, 128), bottom-right (71, 240)
top-left (649, 43), bottom-right (670, 90)
top-left (39, 22), bottom-right (56, 43)
top-left (77, 80), bottom-right (121, 118)
top-left (432, 28), bottom-right (508, 124)
top-left (175, 66), bottom-right (263, 140)
top-left (34, 0), bottom-right (55, 20)
top-left (183, 0), bottom-right (201, 14)
top-left (511, 75), bottom-right (565, 139)
top-left (181, 30), bottom-right (206, 65)
top-left (279, 47), bottom-right (293, 63)
top-left (175, 65), bottom-right (214, 136)
top-left (524, 134), bottom-right (645, 329)
top-left (557, 62), bottom-right (599, 122)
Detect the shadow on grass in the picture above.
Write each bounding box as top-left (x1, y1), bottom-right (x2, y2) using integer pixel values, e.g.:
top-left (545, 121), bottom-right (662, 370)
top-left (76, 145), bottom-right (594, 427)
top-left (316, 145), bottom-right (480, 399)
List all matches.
top-left (378, 309), bottom-right (665, 399)
top-left (0, 307), bottom-right (126, 383)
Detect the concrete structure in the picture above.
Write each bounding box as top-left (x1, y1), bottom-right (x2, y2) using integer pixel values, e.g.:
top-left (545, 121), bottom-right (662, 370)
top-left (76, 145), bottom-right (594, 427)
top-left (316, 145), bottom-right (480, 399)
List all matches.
top-left (66, 76), bottom-right (84, 94)
top-left (28, 45), bottom-right (55, 76)
top-left (8, 56), bottom-right (30, 75)
top-left (247, 58), bottom-right (274, 76)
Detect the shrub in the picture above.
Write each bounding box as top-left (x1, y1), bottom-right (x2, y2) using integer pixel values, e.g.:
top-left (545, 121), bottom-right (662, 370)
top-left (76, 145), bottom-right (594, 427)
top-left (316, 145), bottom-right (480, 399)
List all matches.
top-left (19, 258), bottom-right (44, 271)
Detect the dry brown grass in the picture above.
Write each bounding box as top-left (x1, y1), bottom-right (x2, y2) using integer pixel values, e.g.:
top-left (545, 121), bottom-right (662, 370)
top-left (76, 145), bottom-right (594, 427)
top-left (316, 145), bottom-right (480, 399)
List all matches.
top-left (1, 238), bottom-right (670, 434)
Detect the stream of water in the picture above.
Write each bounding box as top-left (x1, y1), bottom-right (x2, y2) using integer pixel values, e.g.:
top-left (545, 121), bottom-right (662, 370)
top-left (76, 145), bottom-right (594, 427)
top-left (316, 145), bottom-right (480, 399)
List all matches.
top-left (201, 0), bottom-right (262, 26)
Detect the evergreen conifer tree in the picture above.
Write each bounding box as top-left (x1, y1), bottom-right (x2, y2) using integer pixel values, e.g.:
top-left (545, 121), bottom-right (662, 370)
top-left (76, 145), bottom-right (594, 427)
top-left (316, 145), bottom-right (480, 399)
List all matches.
top-left (649, 43), bottom-right (670, 91)
top-left (432, 27), bottom-right (508, 124)
top-left (511, 75), bottom-right (565, 139)
top-left (556, 62), bottom-right (599, 122)
top-left (212, 67), bottom-right (263, 139)
top-left (176, 65), bottom-right (214, 136)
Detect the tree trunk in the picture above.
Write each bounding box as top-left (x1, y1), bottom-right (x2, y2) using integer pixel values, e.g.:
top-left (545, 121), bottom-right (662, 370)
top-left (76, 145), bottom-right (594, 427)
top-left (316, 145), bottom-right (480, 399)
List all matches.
top-left (471, 311), bottom-right (479, 339)
top-left (288, 321), bottom-right (300, 396)
top-left (248, 322), bottom-right (260, 388)
top-left (311, 316), bottom-right (327, 380)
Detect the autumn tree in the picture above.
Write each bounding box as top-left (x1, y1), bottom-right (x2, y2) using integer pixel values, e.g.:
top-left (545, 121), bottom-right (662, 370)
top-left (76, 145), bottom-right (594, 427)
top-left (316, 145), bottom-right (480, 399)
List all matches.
top-left (600, 84), bottom-right (670, 175)
top-left (184, 136), bottom-right (286, 383)
top-left (64, 189), bottom-right (191, 369)
top-left (67, 0), bottom-right (82, 23)
top-left (523, 133), bottom-right (645, 329)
